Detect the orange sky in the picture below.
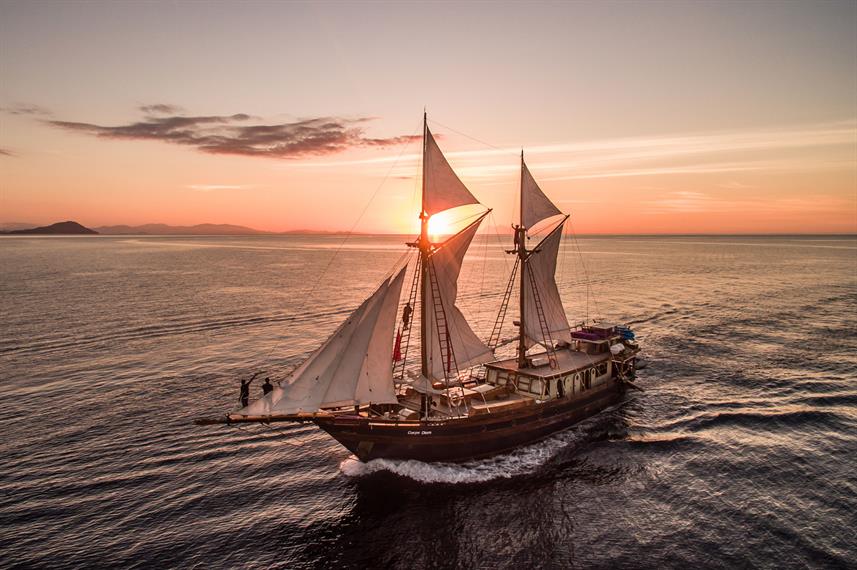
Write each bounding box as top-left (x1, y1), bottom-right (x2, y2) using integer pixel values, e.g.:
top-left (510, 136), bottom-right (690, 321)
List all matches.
top-left (1, 2), bottom-right (855, 234)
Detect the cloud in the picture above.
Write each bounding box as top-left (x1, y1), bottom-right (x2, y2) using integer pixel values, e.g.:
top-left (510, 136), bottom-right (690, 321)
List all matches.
top-left (301, 120), bottom-right (857, 182)
top-left (139, 103), bottom-right (184, 115)
top-left (641, 190), bottom-right (852, 216)
top-left (46, 109), bottom-right (421, 159)
top-left (0, 148), bottom-right (14, 157)
top-left (1, 103), bottom-right (52, 117)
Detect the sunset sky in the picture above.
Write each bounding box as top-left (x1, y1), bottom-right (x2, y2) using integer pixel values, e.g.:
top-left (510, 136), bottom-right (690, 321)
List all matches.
top-left (1, 1), bottom-right (855, 234)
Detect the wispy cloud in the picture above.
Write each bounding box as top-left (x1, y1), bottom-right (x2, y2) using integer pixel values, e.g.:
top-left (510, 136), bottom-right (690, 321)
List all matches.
top-left (537, 159), bottom-right (856, 182)
top-left (301, 120), bottom-right (857, 182)
top-left (45, 108), bottom-right (421, 159)
top-left (640, 190), bottom-right (852, 215)
top-left (139, 103), bottom-right (184, 115)
top-left (0, 148), bottom-right (14, 157)
top-left (1, 103), bottom-right (52, 117)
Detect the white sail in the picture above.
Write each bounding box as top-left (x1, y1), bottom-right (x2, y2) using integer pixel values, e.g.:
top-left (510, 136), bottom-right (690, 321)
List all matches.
top-left (423, 216), bottom-right (493, 380)
top-left (423, 126), bottom-right (480, 216)
top-left (239, 267), bottom-right (405, 415)
top-left (521, 161), bottom-right (562, 230)
top-left (353, 267), bottom-right (406, 405)
top-left (522, 223), bottom-right (572, 349)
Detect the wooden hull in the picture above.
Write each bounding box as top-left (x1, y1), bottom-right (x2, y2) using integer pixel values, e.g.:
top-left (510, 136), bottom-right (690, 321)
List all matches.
top-left (314, 381), bottom-right (624, 463)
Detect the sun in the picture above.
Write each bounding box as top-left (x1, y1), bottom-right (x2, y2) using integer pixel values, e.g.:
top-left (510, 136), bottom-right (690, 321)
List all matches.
top-left (427, 212), bottom-right (456, 241)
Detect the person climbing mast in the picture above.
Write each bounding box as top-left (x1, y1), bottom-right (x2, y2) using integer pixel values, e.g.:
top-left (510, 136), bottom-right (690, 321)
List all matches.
top-left (402, 302), bottom-right (413, 328)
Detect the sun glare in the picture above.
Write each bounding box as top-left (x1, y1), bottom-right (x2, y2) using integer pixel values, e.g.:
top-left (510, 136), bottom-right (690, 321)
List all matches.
top-left (428, 212), bottom-right (456, 241)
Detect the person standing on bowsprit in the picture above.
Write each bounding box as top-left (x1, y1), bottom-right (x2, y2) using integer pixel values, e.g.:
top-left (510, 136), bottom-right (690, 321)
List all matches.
top-left (240, 372), bottom-right (260, 408)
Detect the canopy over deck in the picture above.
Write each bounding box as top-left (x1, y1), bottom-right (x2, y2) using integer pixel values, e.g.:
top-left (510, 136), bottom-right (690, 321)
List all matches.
top-left (485, 348), bottom-right (609, 379)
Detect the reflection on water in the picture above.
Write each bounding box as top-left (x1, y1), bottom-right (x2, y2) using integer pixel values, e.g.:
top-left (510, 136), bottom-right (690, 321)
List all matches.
top-left (0, 234), bottom-right (855, 568)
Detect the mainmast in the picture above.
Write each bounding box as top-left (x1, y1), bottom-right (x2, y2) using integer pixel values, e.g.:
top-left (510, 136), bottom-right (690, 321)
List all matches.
top-left (419, 111), bottom-right (430, 380)
top-left (513, 154), bottom-right (572, 368)
top-left (517, 151), bottom-right (528, 368)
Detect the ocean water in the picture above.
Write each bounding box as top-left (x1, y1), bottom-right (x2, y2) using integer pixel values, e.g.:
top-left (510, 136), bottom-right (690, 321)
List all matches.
top-left (1, 234), bottom-right (855, 569)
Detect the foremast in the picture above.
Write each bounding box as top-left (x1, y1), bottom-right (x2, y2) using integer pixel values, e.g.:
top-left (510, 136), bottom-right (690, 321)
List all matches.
top-left (419, 112), bottom-right (431, 381)
top-left (409, 113), bottom-right (493, 415)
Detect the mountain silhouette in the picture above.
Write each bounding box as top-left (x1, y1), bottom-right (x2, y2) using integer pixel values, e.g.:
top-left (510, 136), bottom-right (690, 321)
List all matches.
top-left (6, 221), bottom-right (98, 235)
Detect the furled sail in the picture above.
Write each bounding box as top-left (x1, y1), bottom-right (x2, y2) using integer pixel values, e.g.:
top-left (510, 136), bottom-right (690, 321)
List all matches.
top-left (521, 161), bottom-right (562, 230)
top-left (423, 126), bottom-right (480, 216)
top-left (423, 215), bottom-right (493, 380)
top-left (239, 266), bottom-right (406, 415)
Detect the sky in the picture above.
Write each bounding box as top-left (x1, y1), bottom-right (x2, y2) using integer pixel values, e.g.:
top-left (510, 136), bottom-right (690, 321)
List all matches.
top-left (1, 0), bottom-right (855, 234)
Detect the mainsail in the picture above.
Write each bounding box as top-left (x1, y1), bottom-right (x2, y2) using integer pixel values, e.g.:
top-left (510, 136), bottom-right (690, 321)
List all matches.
top-left (520, 158), bottom-right (571, 349)
top-left (423, 215), bottom-right (494, 380)
top-left (240, 266), bottom-right (406, 415)
top-left (418, 121), bottom-right (492, 382)
top-left (423, 126), bottom-right (481, 216)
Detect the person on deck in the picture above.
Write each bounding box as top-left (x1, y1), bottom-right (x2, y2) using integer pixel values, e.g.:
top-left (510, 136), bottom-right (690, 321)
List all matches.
top-left (240, 373), bottom-right (259, 408)
top-left (513, 225), bottom-right (521, 251)
top-left (261, 377), bottom-right (273, 396)
top-left (402, 302), bottom-right (413, 327)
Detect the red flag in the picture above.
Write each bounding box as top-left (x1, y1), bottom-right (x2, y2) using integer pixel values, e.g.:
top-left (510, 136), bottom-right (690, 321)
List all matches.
top-left (392, 328), bottom-right (402, 362)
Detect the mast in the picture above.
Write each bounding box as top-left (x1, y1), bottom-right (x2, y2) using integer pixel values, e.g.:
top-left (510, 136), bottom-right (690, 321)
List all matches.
top-left (420, 111), bottom-right (430, 379)
top-left (517, 150), bottom-right (528, 368)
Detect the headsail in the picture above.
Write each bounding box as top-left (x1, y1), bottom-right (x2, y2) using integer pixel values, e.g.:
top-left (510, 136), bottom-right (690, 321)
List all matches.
top-left (423, 126), bottom-right (480, 216)
top-left (423, 215), bottom-right (493, 380)
top-left (240, 265), bottom-right (406, 415)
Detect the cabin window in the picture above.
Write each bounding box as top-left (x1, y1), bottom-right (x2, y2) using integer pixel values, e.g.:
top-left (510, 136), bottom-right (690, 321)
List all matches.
top-left (596, 362), bottom-right (608, 377)
top-left (496, 372), bottom-right (508, 386)
top-left (589, 368), bottom-right (602, 387)
top-left (518, 377), bottom-right (531, 392)
top-left (531, 379), bottom-right (544, 396)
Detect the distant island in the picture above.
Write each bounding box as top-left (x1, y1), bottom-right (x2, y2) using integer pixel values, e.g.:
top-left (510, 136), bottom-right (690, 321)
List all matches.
top-left (0, 221), bottom-right (367, 236)
top-left (2, 221), bottom-right (98, 235)
top-left (95, 223), bottom-right (268, 235)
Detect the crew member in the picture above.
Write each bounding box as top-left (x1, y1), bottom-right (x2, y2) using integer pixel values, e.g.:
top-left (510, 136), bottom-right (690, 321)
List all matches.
top-left (239, 372), bottom-right (259, 407)
top-left (402, 302), bottom-right (413, 327)
top-left (261, 377), bottom-right (273, 396)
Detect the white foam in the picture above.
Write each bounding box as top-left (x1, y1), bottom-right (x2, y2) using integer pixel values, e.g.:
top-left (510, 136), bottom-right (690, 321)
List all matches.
top-left (339, 418), bottom-right (599, 484)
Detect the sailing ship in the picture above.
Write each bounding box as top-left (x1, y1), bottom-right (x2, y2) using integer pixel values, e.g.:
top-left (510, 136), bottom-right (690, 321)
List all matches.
top-left (195, 115), bottom-right (642, 463)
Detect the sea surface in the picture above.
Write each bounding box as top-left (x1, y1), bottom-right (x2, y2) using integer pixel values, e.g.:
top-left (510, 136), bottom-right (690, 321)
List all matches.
top-left (1, 234), bottom-right (855, 569)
